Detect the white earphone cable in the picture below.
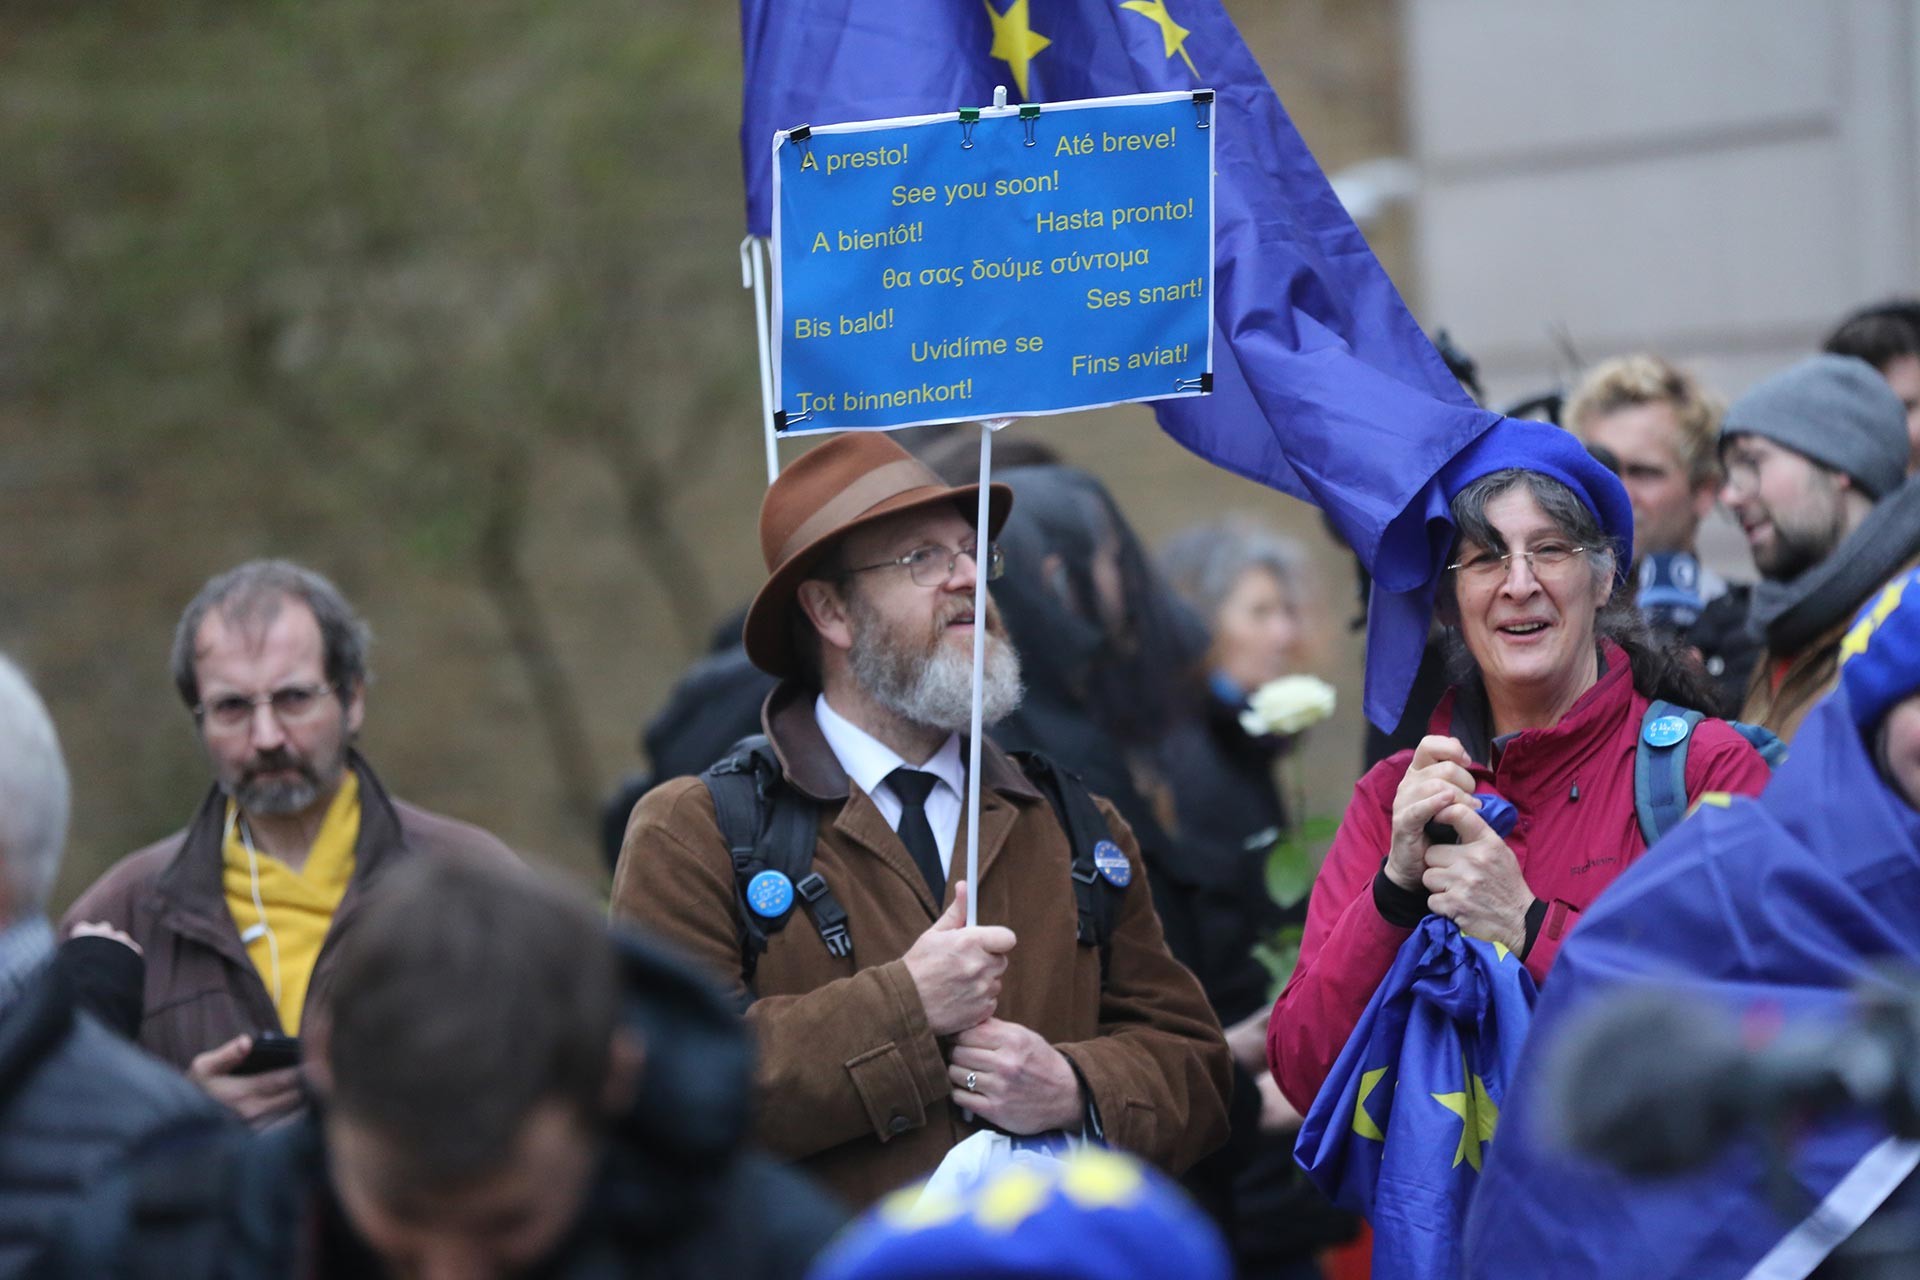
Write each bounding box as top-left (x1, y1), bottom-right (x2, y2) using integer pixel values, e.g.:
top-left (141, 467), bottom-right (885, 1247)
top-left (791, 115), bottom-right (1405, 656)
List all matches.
top-left (228, 808), bottom-right (283, 1010)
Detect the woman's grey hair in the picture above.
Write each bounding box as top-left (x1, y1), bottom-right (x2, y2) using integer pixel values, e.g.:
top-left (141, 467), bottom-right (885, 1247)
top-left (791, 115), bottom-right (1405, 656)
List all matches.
top-left (170, 560), bottom-right (373, 710)
top-left (1159, 516), bottom-right (1318, 622)
top-left (0, 656), bottom-right (70, 920)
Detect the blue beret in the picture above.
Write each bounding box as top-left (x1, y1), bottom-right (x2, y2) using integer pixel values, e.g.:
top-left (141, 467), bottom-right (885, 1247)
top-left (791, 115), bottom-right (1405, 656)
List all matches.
top-left (1438, 417), bottom-right (1635, 580)
top-left (1839, 568), bottom-right (1920, 732)
top-left (808, 1148), bottom-right (1231, 1280)
top-left (1361, 417), bottom-right (1634, 731)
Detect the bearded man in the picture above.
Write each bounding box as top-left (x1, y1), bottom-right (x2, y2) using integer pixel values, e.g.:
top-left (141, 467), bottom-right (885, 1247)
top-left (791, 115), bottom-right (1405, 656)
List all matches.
top-left (1715, 356), bottom-right (1920, 739)
top-left (67, 560), bottom-right (516, 1128)
top-left (612, 432), bottom-right (1229, 1208)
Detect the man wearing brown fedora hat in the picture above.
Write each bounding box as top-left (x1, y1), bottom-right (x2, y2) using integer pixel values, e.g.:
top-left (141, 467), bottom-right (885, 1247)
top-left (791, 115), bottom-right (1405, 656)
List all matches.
top-left (611, 432), bottom-right (1230, 1208)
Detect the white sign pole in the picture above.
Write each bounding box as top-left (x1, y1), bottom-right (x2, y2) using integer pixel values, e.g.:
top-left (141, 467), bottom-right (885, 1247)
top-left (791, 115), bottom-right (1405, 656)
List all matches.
top-left (958, 86), bottom-right (1018, 929)
top-left (964, 416), bottom-right (1008, 926)
top-left (740, 235), bottom-right (781, 485)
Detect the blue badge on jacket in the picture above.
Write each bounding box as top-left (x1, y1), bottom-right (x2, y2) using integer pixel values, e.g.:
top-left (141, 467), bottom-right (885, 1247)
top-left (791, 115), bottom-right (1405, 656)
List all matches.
top-left (746, 870), bottom-right (795, 918)
top-left (1093, 840), bottom-right (1131, 888)
top-left (1643, 714), bottom-right (1692, 748)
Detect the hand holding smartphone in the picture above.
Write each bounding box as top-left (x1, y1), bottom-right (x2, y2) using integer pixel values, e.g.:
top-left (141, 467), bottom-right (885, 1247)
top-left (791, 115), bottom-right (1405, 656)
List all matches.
top-left (232, 1031), bottom-right (301, 1076)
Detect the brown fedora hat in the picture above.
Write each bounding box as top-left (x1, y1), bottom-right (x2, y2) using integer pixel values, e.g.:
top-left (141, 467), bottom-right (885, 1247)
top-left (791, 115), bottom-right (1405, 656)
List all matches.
top-left (743, 432), bottom-right (1013, 679)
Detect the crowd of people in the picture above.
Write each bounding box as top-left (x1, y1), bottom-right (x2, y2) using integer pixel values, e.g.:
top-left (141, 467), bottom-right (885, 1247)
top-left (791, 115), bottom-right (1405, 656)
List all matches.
top-left (4, 296), bottom-right (1920, 1278)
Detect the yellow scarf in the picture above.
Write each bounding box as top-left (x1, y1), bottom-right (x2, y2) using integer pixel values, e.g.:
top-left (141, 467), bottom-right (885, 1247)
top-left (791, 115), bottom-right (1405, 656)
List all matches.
top-left (222, 770), bottom-right (360, 1035)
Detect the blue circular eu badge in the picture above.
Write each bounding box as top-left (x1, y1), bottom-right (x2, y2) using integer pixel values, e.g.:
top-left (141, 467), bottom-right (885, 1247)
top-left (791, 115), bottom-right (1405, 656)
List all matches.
top-left (1643, 714), bottom-right (1692, 748)
top-left (1093, 840), bottom-right (1131, 888)
top-left (746, 870), bottom-right (795, 918)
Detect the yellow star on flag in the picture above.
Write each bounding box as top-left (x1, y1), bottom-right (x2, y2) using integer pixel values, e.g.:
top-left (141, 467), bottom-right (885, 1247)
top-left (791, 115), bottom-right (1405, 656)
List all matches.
top-left (1352, 1066), bottom-right (1389, 1141)
top-left (975, 1164), bottom-right (1052, 1232)
top-left (1841, 573), bottom-right (1909, 664)
top-left (984, 0), bottom-right (1051, 99)
top-left (1120, 0), bottom-right (1199, 77)
top-left (1430, 1057), bottom-right (1500, 1171)
top-left (1058, 1148), bottom-right (1147, 1209)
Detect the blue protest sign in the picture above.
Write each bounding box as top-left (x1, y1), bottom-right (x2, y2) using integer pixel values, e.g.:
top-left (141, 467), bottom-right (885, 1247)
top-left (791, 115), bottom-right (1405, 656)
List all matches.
top-left (771, 91), bottom-right (1214, 433)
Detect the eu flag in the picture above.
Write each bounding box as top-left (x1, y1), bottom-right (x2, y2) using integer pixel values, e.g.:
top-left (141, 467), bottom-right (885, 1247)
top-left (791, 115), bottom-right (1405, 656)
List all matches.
top-left (1461, 688), bottom-right (1920, 1279)
top-left (739, 0), bottom-right (1503, 729)
top-left (1295, 915), bottom-right (1537, 1279)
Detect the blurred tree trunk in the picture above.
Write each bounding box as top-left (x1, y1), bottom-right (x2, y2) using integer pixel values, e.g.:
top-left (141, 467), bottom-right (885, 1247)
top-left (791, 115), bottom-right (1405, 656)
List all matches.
top-left (591, 423), bottom-right (719, 655)
top-left (475, 447), bottom-right (602, 842)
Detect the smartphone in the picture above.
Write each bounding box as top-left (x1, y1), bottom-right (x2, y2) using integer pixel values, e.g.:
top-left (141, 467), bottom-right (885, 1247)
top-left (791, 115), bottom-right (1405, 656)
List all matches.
top-left (232, 1031), bottom-right (302, 1076)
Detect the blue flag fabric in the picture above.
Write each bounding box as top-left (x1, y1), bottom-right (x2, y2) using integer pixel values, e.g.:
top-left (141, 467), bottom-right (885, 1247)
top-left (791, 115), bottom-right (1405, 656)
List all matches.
top-left (1295, 915), bottom-right (1538, 1279)
top-left (739, 0), bottom-right (1504, 729)
top-left (1461, 687), bottom-right (1920, 1279)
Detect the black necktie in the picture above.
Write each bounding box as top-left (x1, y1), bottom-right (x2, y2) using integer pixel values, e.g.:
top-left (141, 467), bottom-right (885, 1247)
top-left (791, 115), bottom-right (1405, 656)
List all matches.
top-left (887, 768), bottom-right (946, 900)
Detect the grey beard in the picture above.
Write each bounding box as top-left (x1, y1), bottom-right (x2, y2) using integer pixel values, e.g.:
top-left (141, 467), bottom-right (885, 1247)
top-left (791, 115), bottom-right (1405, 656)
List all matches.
top-left (235, 773), bottom-right (321, 817)
top-left (852, 629), bottom-right (1024, 733)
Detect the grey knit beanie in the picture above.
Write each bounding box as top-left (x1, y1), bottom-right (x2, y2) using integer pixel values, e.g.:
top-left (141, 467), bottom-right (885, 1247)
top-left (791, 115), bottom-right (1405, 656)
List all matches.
top-left (1720, 354), bottom-right (1907, 499)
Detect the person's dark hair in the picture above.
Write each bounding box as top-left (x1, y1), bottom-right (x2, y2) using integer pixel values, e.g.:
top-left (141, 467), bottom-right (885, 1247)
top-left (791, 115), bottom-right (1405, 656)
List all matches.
top-left (991, 465), bottom-right (1209, 744)
top-left (1441, 469), bottom-right (1721, 709)
top-left (170, 560), bottom-right (372, 710)
top-left (322, 856), bottom-right (620, 1182)
top-left (1824, 299), bottom-right (1920, 374)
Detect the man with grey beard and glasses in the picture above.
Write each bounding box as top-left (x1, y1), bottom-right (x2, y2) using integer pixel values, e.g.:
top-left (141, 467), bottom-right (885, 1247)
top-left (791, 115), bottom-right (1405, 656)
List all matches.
top-left (613, 432), bottom-right (1229, 1210)
top-left (66, 560), bottom-right (516, 1128)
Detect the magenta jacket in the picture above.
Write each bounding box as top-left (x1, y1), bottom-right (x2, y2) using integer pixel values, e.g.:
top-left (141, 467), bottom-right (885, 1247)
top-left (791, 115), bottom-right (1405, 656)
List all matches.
top-left (1268, 643), bottom-right (1774, 1111)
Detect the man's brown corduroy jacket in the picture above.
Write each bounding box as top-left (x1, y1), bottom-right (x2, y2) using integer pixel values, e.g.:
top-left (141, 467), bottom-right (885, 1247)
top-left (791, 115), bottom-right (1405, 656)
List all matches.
top-left (612, 684), bottom-right (1232, 1208)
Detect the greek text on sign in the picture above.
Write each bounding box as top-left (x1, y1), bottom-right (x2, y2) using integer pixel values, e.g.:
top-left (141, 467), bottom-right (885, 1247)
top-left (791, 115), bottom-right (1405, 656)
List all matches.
top-left (771, 91), bottom-right (1215, 433)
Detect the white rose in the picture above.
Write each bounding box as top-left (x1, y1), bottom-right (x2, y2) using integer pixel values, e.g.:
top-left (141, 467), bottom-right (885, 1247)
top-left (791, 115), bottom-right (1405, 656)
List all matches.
top-left (1240, 675), bottom-right (1337, 737)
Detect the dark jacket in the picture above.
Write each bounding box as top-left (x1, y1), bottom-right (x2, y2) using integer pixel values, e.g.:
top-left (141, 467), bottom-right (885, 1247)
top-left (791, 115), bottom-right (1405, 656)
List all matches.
top-left (0, 955), bottom-right (236, 1278)
top-left (1686, 584), bottom-right (1764, 719)
top-left (614, 682), bottom-right (1232, 1208)
top-left (223, 930), bottom-right (847, 1280)
top-left (63, 754), bottom-right (517, 1071)
top-left (1154, 693), bottom-right (1290, 1027)
top-left (51, 934), bottom-right (147, 1041)
top-left (1157, 697), bottom-right (1362, 1268)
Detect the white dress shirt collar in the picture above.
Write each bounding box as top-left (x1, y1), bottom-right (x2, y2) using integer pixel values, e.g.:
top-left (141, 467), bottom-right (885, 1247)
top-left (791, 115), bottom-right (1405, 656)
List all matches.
top-left (814, 694), bottom-right (965, 871)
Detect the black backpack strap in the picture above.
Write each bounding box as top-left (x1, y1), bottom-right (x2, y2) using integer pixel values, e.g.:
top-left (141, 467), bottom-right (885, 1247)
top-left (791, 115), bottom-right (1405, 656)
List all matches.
top-left (700, 737), bottom-right (849, 993)
top-left (703, 743), bottom-right (776, 986)
top-left (768, 789), bottom-right (852, 961)
top-left (1014, 751), bottom-right (1126, 983)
